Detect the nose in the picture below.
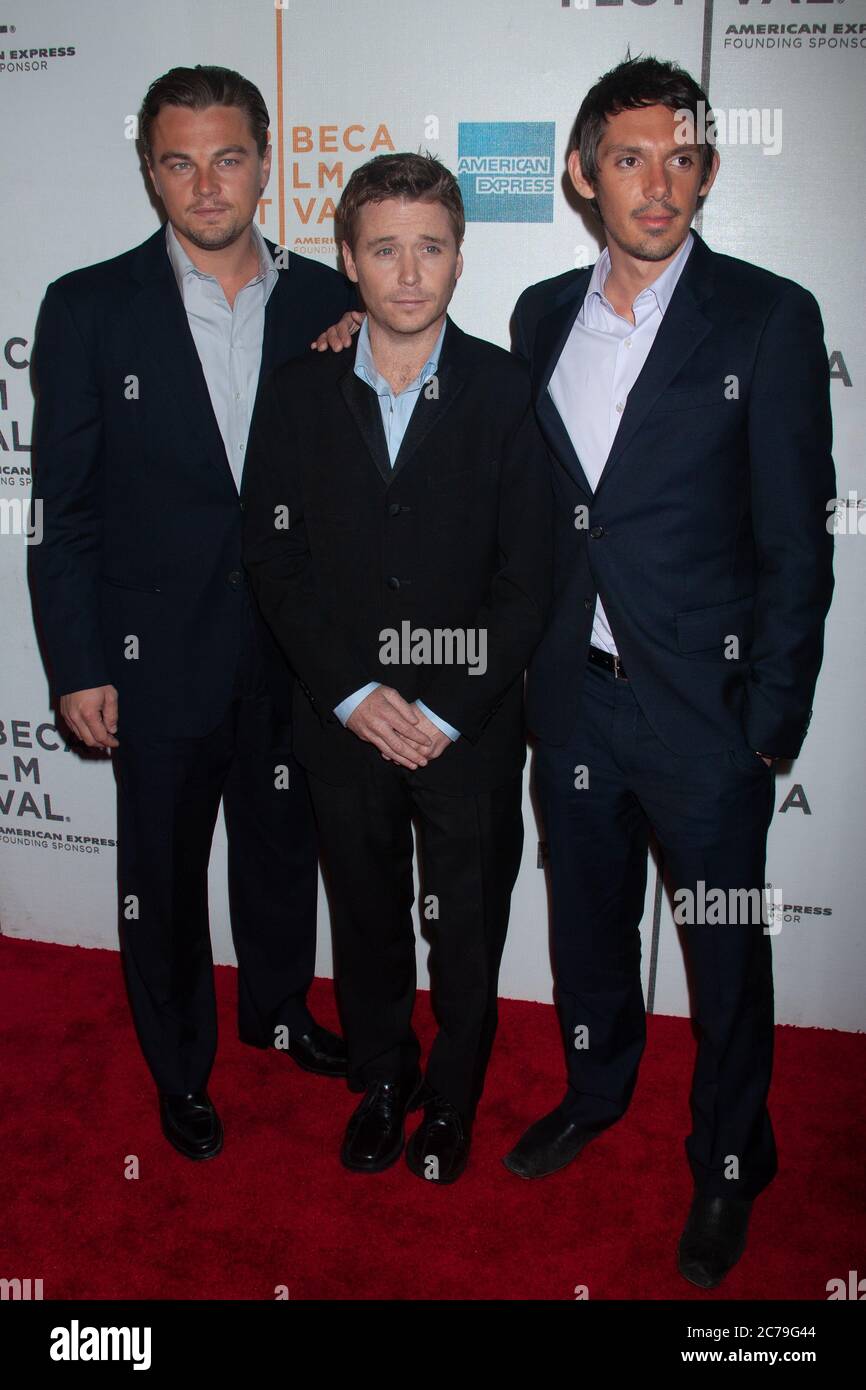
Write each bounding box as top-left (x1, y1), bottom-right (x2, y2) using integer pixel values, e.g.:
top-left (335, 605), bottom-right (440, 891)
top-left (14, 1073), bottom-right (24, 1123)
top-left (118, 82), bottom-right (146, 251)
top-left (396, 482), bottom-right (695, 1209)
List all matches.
top-left (642, 159), bottom-right (672, 204)
top-left (397, 251), bottom-right (421, 285)
top-left (193, 164), bottom-right (219, 199)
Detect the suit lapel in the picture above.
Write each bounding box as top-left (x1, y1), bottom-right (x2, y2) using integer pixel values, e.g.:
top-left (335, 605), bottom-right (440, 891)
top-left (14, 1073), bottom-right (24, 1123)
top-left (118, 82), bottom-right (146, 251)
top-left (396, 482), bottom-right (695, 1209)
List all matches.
top-left (129, 227), bottom-right (233, 491)
top-left (594, 235), bottom-right (713, 499)
top-left (389, 318), bottom-right (468, 483)
top-left (339, 360), bottom-right (393, 485)
top-left (532, 274), bottom-right (594, 497)
top-left (258, 238), bottom-right (287, 392)
top-left (338, 315), bottom-right (471, 489)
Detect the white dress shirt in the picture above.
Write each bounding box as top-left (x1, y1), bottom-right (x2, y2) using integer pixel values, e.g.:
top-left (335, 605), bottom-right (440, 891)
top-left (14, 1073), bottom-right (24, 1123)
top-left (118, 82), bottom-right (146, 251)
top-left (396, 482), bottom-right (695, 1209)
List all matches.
top-left (548, 230), bottom-right (694, 655)
top-left (165, 220), bottom-right (279, 492)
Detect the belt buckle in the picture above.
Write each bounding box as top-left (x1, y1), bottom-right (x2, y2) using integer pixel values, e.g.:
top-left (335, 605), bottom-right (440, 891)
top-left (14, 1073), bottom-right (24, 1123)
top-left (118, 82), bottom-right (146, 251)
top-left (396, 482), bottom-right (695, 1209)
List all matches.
top-left (612, 653), bottom-right (624, 680)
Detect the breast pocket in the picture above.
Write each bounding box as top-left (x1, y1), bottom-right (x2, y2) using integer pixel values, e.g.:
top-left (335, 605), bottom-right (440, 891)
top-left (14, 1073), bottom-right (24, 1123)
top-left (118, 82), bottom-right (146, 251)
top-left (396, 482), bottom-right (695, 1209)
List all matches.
top-left (427, 464), bottom-right (484, 492)
top-left (652, 386), bottom-right (736, 414)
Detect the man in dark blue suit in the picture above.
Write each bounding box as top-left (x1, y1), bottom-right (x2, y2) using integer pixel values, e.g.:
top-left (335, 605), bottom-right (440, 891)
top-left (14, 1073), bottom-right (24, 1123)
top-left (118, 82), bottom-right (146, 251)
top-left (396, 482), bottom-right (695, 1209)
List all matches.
top-left (30, 66), bottom-right (355, 1160)
top-left (502, 57), bottom-right (835, 1288)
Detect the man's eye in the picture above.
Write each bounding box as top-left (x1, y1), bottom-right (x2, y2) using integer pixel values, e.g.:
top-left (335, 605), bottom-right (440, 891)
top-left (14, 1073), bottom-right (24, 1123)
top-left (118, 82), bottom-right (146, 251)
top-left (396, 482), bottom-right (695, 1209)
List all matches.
top-left (424, 245), bottom-right (442, 254)
top-left (672, 155), bottom-right (694, 167)
top-left (170, 162), bottom-right (190, 172)
top-left (618, 157), bottom-right (638, 168)
top-left (219, 158), bottom-right (239, 167)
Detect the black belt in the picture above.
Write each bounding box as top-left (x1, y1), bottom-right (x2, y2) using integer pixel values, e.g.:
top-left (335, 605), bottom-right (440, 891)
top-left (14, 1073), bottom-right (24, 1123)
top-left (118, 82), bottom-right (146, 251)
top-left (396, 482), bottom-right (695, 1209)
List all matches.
top-left (588, 646), bottom-right (629, 680)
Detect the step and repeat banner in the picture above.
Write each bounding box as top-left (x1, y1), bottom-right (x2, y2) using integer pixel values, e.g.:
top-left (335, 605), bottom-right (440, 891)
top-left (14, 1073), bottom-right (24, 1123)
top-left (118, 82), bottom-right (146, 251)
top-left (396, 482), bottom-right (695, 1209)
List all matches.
top-left (1, 0), bottom-right (863, 1029)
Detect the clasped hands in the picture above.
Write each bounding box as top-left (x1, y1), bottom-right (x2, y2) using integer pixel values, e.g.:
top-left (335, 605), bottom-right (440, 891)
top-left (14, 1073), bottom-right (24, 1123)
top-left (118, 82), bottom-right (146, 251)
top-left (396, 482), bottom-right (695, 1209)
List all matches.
top-left (346, 687), bottom-right (452, 769)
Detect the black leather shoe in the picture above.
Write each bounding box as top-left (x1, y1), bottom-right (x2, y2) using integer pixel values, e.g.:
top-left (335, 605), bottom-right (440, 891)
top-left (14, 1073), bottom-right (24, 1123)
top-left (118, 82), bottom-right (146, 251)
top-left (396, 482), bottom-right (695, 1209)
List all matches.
top-left (677, 1194), bottom-right (753, 1290)
top-left (159, 1090), bottom-right (223, 1161)
top-left (503, 1105), bottom-right (600, 1179)
top-left (240, 1020), bottom-right (348, 1077)
top-left (341, 1073), bottom-right (424, 1173)
top-left (406, 1094), bottom-right (471, 1184)
top-left (287, 1023), bottom-right (347, 1077)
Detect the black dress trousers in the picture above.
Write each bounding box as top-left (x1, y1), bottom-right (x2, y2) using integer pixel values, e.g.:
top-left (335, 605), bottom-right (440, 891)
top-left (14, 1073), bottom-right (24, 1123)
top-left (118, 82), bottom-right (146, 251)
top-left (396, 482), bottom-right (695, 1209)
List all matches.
top-left (306, 758), bottom-right (524, 1123)
top-left (535, 662), bottom-right (778, 1201)
top-left (114, 587), bottom-right (319, 1094)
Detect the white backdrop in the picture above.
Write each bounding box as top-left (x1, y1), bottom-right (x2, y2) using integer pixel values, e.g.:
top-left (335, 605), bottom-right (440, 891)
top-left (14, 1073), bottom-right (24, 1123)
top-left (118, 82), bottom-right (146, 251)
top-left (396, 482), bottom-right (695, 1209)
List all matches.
top-left (1, 0), bottom-right (864, 1031)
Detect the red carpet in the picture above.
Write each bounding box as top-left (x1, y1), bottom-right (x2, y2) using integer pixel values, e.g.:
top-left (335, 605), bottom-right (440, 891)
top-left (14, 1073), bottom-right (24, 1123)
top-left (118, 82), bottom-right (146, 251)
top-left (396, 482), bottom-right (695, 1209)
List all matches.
top-left (1, 935), bottom-right (863, 1301)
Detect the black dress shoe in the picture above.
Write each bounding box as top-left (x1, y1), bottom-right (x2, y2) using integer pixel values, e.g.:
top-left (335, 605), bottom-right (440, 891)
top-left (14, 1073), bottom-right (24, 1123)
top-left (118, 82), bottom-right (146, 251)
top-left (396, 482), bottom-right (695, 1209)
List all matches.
top-left (286, 1022), bottom-right (347, 1078)
top-left (406, 1094), bottom-right (471, 1184)
top-left (503, 1105), bottom-right (601, 1179)
top-left (677, 1194), bottom-right (753, 1290)
top-left (341, 1073), bottom-right (423, 1173)
top-left (159, 1090), bottom-right (223, 1161)
top-left (240, 1020), bottom-right (348, 1077)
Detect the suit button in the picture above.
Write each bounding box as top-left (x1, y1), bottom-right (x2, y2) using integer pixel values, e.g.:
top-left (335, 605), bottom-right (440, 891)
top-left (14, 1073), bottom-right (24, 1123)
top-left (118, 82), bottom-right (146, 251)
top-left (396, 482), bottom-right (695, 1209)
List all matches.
top-left (388, 503), bottom-right (402, 517)
top-left (589, 525), bottom-right (605, 540)
top-left (584, 598), bottom-right (593, 610)
top-left (386, 576), bottom-right (401, 591)
top-left (239, 499), bottom-right (246, 512)
top-left (227, 570), bottom-right (243, 588)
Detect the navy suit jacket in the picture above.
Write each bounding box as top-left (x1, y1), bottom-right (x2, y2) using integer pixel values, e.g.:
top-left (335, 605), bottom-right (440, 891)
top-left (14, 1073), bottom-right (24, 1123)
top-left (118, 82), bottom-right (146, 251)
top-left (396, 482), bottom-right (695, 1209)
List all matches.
top-left (30, 226), bottom-right (356, 736)
top-left (514, 231), bottom-right (835, 759)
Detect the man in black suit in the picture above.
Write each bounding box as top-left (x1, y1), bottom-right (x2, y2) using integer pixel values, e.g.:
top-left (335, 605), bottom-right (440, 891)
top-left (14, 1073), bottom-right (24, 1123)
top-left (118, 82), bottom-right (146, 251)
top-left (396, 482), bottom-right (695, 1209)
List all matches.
top-left (242, 152), bottom-right (551, 1183)
top-left (30, 66), bottom-right (353, 1161)
top-left (501, 58), bottom-right (835, 1287)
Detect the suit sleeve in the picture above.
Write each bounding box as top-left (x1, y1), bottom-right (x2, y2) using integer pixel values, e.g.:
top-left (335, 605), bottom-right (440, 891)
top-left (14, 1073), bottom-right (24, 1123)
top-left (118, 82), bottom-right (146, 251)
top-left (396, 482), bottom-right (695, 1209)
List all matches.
top-left (417, 392), bottom-right (553, 743)
top-left (744, 283), bottom-right (835, 757)
top-left (29, 282), bottom-right (110, 696)
top-left (242, 372), bottom-right (375, 718)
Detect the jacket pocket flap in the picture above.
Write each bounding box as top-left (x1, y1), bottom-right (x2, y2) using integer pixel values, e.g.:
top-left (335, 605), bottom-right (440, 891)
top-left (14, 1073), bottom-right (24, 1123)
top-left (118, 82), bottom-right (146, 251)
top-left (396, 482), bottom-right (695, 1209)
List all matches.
top-left (675, 594), bottom-right (755, 654)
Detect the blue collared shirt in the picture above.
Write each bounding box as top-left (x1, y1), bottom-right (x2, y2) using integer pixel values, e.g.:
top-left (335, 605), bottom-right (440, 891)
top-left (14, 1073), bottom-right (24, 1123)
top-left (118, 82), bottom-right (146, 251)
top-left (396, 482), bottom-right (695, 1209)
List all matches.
top-left (165, 220), bottom-right (279, 492)
top-left (548, 230), bottom-right (694, 656)
top-left (333, 315), bottom-right (460, 742)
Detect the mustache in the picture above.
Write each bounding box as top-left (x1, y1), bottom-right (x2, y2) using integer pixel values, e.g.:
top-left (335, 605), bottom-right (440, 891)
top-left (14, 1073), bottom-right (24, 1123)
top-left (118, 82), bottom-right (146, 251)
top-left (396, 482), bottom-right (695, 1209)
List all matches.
top-left (633, 203), bottom-right (680, 217)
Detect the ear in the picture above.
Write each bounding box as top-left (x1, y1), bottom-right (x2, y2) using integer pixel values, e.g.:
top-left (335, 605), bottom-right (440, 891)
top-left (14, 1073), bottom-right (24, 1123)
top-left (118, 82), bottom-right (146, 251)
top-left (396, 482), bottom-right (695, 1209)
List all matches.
top-left (567, 148), bottom-right (595, 202)
top-left (260, 138), bottom-right (273, 194)
top-left (454, 247), bottom-right (464, 281)
top-left (698, 147), bottom-right (720, 199)
top-left (341, 240), bottom-right (359, 282)
top-left (145, 158), bottom-right (161, 199)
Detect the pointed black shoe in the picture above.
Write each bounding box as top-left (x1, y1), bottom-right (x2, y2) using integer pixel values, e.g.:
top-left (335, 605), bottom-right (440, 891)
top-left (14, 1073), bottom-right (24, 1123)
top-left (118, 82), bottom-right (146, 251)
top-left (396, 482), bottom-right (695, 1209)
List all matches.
top-left (287, 1022), bottom-right (347, 1077)
top-left (340, 1073), bottom-right (424, 1173)
top-left (159, 1090), bottom-right (223, 1161)
top-left (503, 1105), bottom-right (601, 1179)
top-left (406, 1094), bottom-right (471, 1184)
top-left (240, 1020), bottom-right (348, 1077)
top-left (677, 1194), bottom-right (753, 1290)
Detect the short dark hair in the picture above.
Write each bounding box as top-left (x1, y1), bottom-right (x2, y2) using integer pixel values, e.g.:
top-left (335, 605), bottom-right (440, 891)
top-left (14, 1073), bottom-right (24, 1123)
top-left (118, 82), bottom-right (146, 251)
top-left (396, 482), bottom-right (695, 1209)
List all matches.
top-left (566, 55), bottom-right (715, 213)
top-left (336, 152), bottom-right (465, 253)
top-left (138, 65), bottom-right (269, 161)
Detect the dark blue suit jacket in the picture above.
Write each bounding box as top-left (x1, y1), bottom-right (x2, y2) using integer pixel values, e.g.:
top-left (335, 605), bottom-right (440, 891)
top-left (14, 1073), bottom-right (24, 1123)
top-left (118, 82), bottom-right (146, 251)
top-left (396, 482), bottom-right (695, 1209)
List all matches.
top-left (30, 226), bottom-right (356, 736)
top-left (514, 231), bottom-right (835, 759)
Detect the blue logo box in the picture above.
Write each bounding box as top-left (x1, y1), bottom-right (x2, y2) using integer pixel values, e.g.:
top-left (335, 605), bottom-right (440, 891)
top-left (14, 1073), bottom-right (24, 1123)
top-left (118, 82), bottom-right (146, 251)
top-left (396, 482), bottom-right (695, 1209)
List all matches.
top-left (457, 122), bottom-right (556, 223)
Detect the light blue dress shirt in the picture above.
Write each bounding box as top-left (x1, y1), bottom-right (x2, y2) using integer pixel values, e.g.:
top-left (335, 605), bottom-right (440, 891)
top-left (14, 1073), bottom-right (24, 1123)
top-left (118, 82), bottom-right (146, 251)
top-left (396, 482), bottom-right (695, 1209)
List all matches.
top-left (548, 230), bottom-right (694, 656)
top-left (165, 220), bottom-right (279, 492)
top-left (333, 315), bottom-right (461, 743)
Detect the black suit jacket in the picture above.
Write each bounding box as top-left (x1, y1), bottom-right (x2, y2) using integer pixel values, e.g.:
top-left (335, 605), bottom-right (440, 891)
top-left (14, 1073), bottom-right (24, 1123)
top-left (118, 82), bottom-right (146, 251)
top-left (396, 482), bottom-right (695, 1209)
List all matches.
top-left (241, 316), bottom-right (553, 794)
top-left (30, 226), bottom-right (356, 736)
top-left (515, 231), bottom-right (835, 759)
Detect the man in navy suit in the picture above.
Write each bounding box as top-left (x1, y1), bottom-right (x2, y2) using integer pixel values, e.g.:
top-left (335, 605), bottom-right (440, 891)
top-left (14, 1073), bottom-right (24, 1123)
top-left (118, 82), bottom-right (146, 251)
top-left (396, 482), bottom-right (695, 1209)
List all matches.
top-left (30, 66), bottom-right (355, 1160)
top-left (501, 57), bottom-right (835, 1288)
